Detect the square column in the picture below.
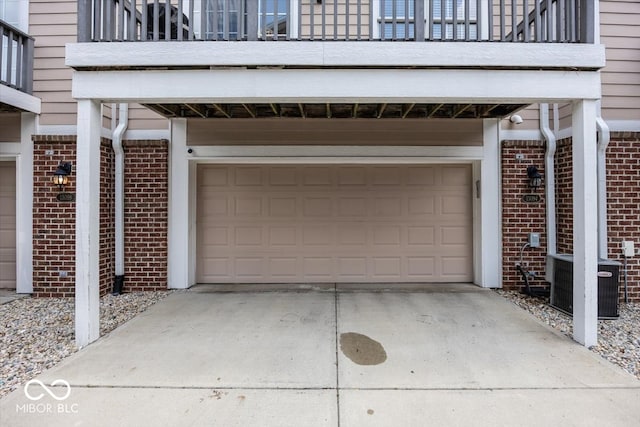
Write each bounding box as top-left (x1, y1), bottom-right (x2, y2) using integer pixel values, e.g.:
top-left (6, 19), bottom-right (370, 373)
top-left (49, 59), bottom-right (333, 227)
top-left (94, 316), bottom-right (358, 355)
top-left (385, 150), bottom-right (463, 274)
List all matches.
top-left (168, 119), bottom-right (190, 289)
top-left (477, 119), bottom-right (501, 287)
top-left (75, 99), bottom-right (102, 348)
top-left (572, 99), bottom-right (598, 347)
top-left (16, 113), bottom-right (36, 294)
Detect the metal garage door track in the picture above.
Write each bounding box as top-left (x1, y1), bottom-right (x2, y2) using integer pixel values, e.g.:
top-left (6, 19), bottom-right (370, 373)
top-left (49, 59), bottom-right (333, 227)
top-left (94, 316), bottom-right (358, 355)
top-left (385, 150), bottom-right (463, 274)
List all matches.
top-left (2, 284), bottom-right (639, 426)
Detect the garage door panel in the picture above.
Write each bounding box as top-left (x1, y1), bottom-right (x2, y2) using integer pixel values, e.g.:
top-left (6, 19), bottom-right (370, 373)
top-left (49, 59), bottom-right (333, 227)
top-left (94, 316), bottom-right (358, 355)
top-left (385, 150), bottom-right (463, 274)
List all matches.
top-left (197, 165), bottom-right (472, 284)
top-left (234, 167), bottom-right (263, 186)
top-left (338, 167), bottom-right (367, 185)
top-left (269, 167), bottom-right (297, 185)
top-left (0, 162), bottom-right (16, 289)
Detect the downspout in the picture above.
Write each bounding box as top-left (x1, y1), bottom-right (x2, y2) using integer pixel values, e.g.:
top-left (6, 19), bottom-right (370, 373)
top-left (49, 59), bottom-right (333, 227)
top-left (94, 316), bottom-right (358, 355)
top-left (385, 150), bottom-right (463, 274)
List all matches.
top-left (596, 102), bottom-right (610, 260)
top-left (112, 104), bottom-right (129, 295)
top-left (541, 104), bottom-right (557, 283)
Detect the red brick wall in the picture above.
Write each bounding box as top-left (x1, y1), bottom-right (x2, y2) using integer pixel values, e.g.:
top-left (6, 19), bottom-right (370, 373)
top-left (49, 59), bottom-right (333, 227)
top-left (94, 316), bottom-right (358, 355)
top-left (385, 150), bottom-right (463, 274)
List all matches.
top-left (100, 140), bottom-right (115, 296)
top-left (501, 141), bottom-right (548, 292)
top-left (605, 132), bottom-right (640, 302)
top-left (32, 137), bottom-right (168, 297)
top-left (555, 138), bottom-right (573, 253)
top-left (32, 136), bottom-right (77, 297)
top-left (530, 133), bottom-right (640, 302)
top-left (122, 140), bottom-right (168, 292)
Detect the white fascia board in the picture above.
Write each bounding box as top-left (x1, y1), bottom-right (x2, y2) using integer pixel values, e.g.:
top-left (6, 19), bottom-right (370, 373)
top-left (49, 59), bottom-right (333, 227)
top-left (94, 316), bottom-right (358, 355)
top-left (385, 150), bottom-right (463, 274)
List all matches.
top-left (72, 69), bottom-right (601, 104)
top-left (0, 85), bottom-right (41, 114)
top-left (186, 145), bottom-right (484, 159)
top-left (66, 42), bottom-right (605, 70)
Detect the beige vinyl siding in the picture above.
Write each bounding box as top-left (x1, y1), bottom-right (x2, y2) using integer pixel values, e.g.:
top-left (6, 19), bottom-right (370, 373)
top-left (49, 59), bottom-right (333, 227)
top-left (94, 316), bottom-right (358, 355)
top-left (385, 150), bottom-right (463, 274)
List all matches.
top-left (29, 1), bottom-right (169, 130)
top-left (501, 104), bottom-right (540, 132)
top-left (127, 104), bottom-right (169, 131)
top-left (0, 114), bottom-right (21, 142)
top-left (187, 119), bottom-right (483, 146)
top-left (600, 0), bottom-right (640, 121)
top-left (30, 0), bottom-right (76, 126)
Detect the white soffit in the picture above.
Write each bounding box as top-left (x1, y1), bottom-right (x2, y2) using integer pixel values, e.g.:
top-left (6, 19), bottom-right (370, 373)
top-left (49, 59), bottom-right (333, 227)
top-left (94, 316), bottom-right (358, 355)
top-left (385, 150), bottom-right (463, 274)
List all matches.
top-left (73, 69), bottom-right (601, 103)
top-left (66, 42), bottom-right (606, 70)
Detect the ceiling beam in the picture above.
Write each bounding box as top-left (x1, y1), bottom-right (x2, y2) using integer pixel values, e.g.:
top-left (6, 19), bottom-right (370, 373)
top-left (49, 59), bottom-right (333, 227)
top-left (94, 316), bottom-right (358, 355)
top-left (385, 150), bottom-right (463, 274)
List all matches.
top-left (242, 103), bottom-right (257, 118)
top-left (452, 104), bottom-right (472, 118)
top-left (401, 103), bottom-right (416, 119)
top-left (298, 103), bottom-right (306, 118)
top-left (376, 103), bottom-right (387, 119)
top-left (426, 103), bottom-right (443, 118)
top-left (211, 103), bottom-right (231, 118)
top-left (184, 103), bottom-right (208, 118)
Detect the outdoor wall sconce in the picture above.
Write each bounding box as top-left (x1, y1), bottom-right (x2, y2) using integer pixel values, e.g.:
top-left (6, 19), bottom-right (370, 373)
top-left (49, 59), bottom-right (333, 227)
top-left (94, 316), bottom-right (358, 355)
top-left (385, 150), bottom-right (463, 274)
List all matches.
top-left (52, 162), bottom-right (72, 190)
top-left (52, 162), bottom-right (75, 202)
top-left (527, 165), bottom-right (542, 190)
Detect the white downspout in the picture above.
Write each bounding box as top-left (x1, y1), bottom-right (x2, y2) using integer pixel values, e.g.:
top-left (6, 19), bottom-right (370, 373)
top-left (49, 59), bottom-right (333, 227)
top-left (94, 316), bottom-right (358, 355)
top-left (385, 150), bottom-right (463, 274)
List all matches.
top-left (596, 102), bottom-right (610, 260)
top-left (112, 103), bottom-right (129, 294)
top-left (541, 104), bottom-right (557, 283)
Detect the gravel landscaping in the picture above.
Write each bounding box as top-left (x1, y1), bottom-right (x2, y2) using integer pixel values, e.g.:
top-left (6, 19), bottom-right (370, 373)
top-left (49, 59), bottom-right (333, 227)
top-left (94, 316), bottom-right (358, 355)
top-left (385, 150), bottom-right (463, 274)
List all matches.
top-left (497, 290), bottom-right (640, 381)
top-left (0, 291), bottom-right (170, 399)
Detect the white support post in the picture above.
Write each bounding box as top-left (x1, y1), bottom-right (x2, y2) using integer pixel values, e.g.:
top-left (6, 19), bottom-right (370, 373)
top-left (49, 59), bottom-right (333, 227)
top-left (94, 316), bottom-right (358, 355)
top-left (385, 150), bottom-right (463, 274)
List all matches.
top-left (477, 119), bottom-right (501, 287)
top-left (75, 99), bottom-right (102, 348)
top-left (572, 99), bottom-right (598, 347)
top-left (16, 113), bottom-right (35, 294)
top-left (168, 118), bottom-right (190, 289)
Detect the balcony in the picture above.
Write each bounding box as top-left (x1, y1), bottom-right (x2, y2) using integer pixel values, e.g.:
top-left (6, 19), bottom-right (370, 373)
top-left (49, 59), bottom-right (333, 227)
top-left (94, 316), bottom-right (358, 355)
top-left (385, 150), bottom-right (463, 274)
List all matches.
top-left (0, 19), bottom-right (38, 113)
top-left (78, 0), bottom-right (594, 43)
top-left (70, 1), bottom-right (602, 120)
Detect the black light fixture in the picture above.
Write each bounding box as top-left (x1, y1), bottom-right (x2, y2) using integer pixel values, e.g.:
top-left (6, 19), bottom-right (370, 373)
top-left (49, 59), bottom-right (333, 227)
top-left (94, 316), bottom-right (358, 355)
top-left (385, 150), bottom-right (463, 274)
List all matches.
top-left (527, 165), bottom-right (542, 190)
top-left (52, 162), bottom-right (72, 191)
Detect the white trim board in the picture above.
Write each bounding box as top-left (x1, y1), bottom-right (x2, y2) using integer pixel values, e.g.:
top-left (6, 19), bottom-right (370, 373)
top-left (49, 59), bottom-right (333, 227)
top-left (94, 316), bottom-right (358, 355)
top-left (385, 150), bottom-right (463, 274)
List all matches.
top-left (72, 69), bottom-right (602, 104)
top-left (66, 42), bottom-right (605, 70)
top-left (186, 145), bottom-right (484, 159)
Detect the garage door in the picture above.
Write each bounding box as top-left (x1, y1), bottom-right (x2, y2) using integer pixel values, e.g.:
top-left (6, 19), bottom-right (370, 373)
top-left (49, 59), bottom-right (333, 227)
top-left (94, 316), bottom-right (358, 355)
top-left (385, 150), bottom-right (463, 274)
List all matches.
top-left (0, 162), bottom-right (16, 289)
top-left (196, 164), bottom-right (473, 283)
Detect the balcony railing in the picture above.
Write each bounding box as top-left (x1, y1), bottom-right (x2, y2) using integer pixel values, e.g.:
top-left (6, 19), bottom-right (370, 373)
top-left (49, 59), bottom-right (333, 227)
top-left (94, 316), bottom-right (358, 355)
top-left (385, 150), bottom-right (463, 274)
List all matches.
top-left (78, 0), bottom-right (594, 44)
top-left (1, 19), bottom-right (34, 94)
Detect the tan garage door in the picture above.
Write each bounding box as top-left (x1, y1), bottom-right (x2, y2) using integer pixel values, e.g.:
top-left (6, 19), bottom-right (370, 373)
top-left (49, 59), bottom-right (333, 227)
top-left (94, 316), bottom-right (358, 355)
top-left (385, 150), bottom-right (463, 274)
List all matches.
top-left (197, 164), bottom-right (473, 283)
top-left (0, 162), bottom-right (16, 289)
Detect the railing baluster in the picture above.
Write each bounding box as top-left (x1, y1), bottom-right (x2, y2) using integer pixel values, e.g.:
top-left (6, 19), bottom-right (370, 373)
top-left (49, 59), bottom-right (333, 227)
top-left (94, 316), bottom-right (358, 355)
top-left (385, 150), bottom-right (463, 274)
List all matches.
top-left (370, 0), bottom-right (375, 40)
top-left (510, 0), bottom-right (516, 41)
top-left (556, 0), bottom-right (562, 41)
top-left (152, 0), bottom-right (159, 40)
top-left (286, 0), bottom-right (291, 40)
top-left (188, 0), bottom-right (194, 40)
top-left (6, 31), bottom-right (13, 86)
top-left (177, 0), bottom-right (183, 40)
top-left (415, 0), bottom-right (425, 41)
top-left (523, 0), bottom-right (529, 41)
top-left (247, 0), bottom-right (258, 40)
top-left (487, 0), bottom-right (493, 40)
top-left (464, 0), bottom-right (469, 40)
top-left (24, 36), bottom-right (34, 94)
top-left (357, 0), bottom-right (361, 40)
top-left (77, 0), bottom-right (92, 42)
top-left (272, 0), bottom-right (277, 41)
top-left (0, 26), bottom-right (5, 85)
top-left (141, 0), bottom-right (148, 40)
top-left (346, 0), bottom-right (350, 40)
top-left (333, 0), bottom-right (338, 40)
top-left (428, 0), bottom-right (434, 40)
top-left (452, 0), bottom-right (457, 40)
top-left (15, 33), bottom-right (23, 89)
top-left (534, 0), bottom-right (540, 41)
top-left (310, 0), bottom-right (315, 40)
top-left (499, 0), bottom-right (505, 41)
top-left (320, 0), bottom-right (325, 40)
top-left (118, 0), bottom-right (125, 40)
top-left (546, 0), bottom-right (552, 42)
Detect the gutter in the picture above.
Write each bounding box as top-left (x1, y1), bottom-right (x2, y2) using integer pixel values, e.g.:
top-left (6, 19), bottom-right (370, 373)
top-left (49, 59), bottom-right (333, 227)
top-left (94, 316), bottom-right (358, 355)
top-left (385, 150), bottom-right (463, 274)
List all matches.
top-left (112, 104), bottom-right (129, 294)
top-left (540, 104), bottom-right (557, 282)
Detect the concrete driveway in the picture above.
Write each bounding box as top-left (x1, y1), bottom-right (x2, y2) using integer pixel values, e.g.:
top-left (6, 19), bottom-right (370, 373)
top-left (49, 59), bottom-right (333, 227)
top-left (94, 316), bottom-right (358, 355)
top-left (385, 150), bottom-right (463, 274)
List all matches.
top-left (2, 284), bottom-right (639, 426)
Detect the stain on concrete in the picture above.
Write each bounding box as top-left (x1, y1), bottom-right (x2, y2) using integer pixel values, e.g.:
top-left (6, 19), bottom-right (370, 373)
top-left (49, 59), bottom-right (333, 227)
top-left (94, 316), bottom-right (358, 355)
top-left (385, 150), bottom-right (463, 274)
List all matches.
top-left (339, 332), bottom-right (387, 365)
top-left (367, 409), bottom-right (375, 415)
